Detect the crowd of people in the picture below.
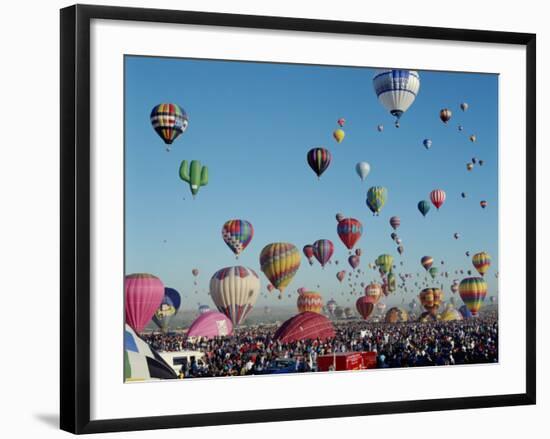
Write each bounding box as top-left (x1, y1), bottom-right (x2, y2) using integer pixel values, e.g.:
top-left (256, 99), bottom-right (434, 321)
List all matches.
top-left (140, 311), bottom-right (498, 379)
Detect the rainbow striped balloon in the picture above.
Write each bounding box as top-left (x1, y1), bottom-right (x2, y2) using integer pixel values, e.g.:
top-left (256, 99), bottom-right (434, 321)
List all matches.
top-left (472, 252), bottom-right (491, 276)
top-left (222, 219), bottom-right (254, 257)
top-left (150, 103), bottom-right (188, 145)
top-left (312, 239), bottom-right (334, 267)
top-left (459, 277), bottom-right (488, 316)
top-left (259, 243), bottom-right (301, 292)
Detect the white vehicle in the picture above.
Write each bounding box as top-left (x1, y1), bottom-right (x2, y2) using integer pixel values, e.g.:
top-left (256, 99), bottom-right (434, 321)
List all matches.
top-left (159, 350), bottom-right (207, 374)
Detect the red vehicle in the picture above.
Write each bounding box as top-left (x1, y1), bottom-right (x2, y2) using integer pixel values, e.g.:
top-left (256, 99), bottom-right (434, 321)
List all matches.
top-left (316, 352), bottom-right (377, 372)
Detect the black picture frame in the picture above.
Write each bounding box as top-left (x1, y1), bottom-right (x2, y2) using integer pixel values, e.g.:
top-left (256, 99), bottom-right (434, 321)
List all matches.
top-left (60, 4), bottom-right (536, 434)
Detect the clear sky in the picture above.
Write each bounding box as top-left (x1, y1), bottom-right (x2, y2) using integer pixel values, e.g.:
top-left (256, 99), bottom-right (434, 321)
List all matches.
top-left (124, 56), bottom-right (498, 312)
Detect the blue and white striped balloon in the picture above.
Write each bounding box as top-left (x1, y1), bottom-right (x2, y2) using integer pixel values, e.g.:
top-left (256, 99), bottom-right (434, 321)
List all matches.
top-left (373, 70), bottom-right (420, 127)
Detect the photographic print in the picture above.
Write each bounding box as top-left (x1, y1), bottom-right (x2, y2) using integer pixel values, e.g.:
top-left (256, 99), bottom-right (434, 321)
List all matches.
top-left (123, 56), bottom-right (498, 382)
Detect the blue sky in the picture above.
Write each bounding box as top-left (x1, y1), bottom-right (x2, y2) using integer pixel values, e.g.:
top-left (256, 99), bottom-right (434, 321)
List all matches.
top-left (125, 56), bottom-right (498, 311)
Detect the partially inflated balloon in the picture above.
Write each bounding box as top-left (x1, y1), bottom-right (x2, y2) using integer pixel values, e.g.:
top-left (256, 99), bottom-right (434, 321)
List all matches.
top-left (150, 103), bottom-right (188, 147)
top-left (459, 277), bottom-right (487, 316)
top-left (307, 147), bottom-right (332, 178)
top-left (210, 266), bottom-right (260, 326)
top-left (366, 186), bottom-right (387, 215)
top-left (260, 243), bottom-right (301, 292)
top-left (373, 70), bottom-right (420, 128)
top-left (312, 239), bottom-right (334, 268)
top-left (418, 200), bottom-right (430, 217)
top-left (337, 218), bottom-right (363, 250)
top-left (222, 219), bottom-right (254, 257)
top-left (125, 273), bottom-right (165, 332)
top-left (472, 252), bottom-right (491, 276)
top-left (333, 129), bottom-right (345, 143)
top-left (355, 162), bottom-right (371, 181)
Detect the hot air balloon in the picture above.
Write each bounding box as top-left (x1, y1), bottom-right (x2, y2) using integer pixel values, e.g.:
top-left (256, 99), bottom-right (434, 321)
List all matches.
top-left (336, 270), bottom-right (346, 282)
top-left (150, 103), bottom-right (189, 149)
top-left (337, 118), bottom-right (346, 127)
top-left (440, 306), bottom-right (463, 321)
top-left (152, 287), bottom-right (181, 332)
top-left (312, 239), bottom-right (334, 268)
top-left (198, 304), bottom-right (210, 315)
top-left (479, 160), bottom-right (485, 166)
top-left (430, 189), bottom-right (446, 210)
top-left (333, 129), bottom-right (345, 143)
top-left (490, 296), bottom-right (497, 304)
top-left (307, 147), bottom-right (332, 178)
top-left (274, 312), bottom-right (335, 343)
top-left (179, 160), bottom-right (208, 198)
top-left (376, 254), bottom-right (393, 275)
top-left (387, 272), bottom-right (396, 292)
top-left (210, 266), bottom-right (260, 326)
top-left (389, 216), bottom-right (401, 230)
top-left (125, 273), bottom-right (165, 333)
top-left (480, 200), bottom-right (488, 209)
top-left (327, 299), bottom-right (337, 316)
top-left (458, 124), bottom-right (464, 131)
top-left (391, 232), bottom-right (398, 241)
top-left (377, 124), bottom-right (384, 132)
top-left (355, 248), bottom-right (362, 257)
top-left (459, 277), bottom-right (488, 316)
top-left (365, 282), bottom-right (382, 304)
top-left (221, 219), bottom-right (254, 258)
top-left (297, 291), bottom-right (324, 314)
top-left (355, 162), bottom-right (371, 181)
top-left (451, 283), bottom-right (459, 295)
top-left (467, 163), bottom-right (474, 171)
top-left (469, 134), bottom-right (477, 143)
top-left (460, 102), bottom-right (469, 111)
top-left (421, 256), bottom-right (433, 271)
top-left (423, 139), bottom-right (432, 149)
top-left (429, 266), bottom-right (439, 280)
top-left (454, 232), bottom-right (460, 240)
top-left (366, 186), bottom-right (387, 215)
top-left (439, 108), bottom-right (452, 124)
top-left (385, 307), bottom-right (409, 323)
top-left (459, 304), bottom-right (473, 319)
top-left (344, 307), bottom-right (354, 319)
top-left (472, 252), bottom-right (491, 276)
top-left (260, 243), bottom-right (300, 292)
top-left (472, 157), bottom-right (477, 164)
top-left (356, 296), bottom-right (375, 320)
top-left (337, 218), bottom-right (363, 250)
top-left (419, 288), bottom-right (444, 315)
top-left (461, 192), bottom-right (467, 198)
top-left (303, 245), bottom-right (315, 265)
top-left (397, 245), bottom-right (404, 255)
top-left (348, 255), bottom-right (360, 269)
top-left (192, 268), bottom-right (199, 277)
top-left (418, 200), bottom-right (430, 217)
top-left (373, 69), bottom-right (420, 128)
top-left (335, 213), bottom-right (345, 222)
top-left (334, 306), bottom-right (345, 319)
top-left (187, 311), bottom-right (233, 338)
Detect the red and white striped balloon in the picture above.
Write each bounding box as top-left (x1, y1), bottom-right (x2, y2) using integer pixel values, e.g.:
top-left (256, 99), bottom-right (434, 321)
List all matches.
top-left (430, 189), bottom-right (446, 210)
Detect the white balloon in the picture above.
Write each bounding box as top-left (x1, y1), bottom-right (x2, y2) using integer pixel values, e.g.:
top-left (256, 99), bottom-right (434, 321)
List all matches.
top-left (355, 161), bottom-right (371, 181)
top-left (373, 70), bottom-right (420, 127)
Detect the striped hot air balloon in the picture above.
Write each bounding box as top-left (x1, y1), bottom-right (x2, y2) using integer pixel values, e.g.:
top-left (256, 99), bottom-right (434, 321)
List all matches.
top-left (364, 282), bottom-right (382, 304)
top-left (125, 273), bottom-right (165, 333)
top-left (459, 277), bottom-right (488, 316)
top-left (430, 189), bottom-right (446, 210)
top-left (297, 291), bottom-right (324, 314)
top-left (366, 186), bottom-right (388, 215)
top-left (356, 296), bottom-right (375, 320)
top-left (209, 266), bottom-right (260, 326)
top-left (221, 219), bottom-right (254, 257)
top-left (389, 216), bottom-right (401, 230)
top-left (312, 239), bottom-right (334, 268)
top-left (337, 218), bottom-right (363, 250)
top-left (373, 70), bottom-right (420, 128)
top-left (472, 252), bottom-right (491, 276)
top-left (307, 147), bottom-right (332, 178)
top-left (259, 243), bottom-right (301, 292)
top-left (419, 288), bottom-right (444, 315)
top-left (150, 103), bottom-right (188, 147)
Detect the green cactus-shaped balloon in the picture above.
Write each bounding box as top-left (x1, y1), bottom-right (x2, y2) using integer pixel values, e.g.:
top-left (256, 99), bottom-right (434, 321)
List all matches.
top-left (179, 160), bottom-right (208, 198)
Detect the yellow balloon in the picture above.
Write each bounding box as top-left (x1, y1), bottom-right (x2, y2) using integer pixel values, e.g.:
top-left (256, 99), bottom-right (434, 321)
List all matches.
top-left (333, 128), bottom-right (345, 143)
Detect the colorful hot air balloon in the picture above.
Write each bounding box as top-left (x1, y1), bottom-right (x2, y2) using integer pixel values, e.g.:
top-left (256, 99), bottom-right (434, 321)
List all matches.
top-left (423, 139), bottom-right (432, 149)
top-left (459, 277), bottom-right (488, 316)
top-left (376, 254), bottom-right (393, 275)
top-left (418, 200), bottom-right (431, 217)
top-left (307, 147), bottom-right (332, 178)
top-left (472, 252), bottom-right (491, 276)
top-left (297, 291), bottom-right (324, 314)
top-left (480, 200), bottom-right (488, 209)
top-left (355, 162), bottom-right (371, 181)
top-left (336, 270), bottom-right (346, 282)
top-left (221, 219), bottom-right (254, 258)
top-left (387, 272), bottom-right (396, 292)
top-left (373, 70), bottom-right (420, 128)
top-left (312, 239), bottom-right (334, 268)
top-left (419, 288), bottom-right (444, 315)
top-left (356, 296), bottom-right (375, 320)
top-left (385, 307), bottom-right (409, 323)
top-left (365, 282), bottom-right (383, 304)
top-left (150, 103), bottom-right (189, 148)
top-left (210, 266), bottom-right (260, 326)
top-left (260, 243), bottom-right (300, 292)
top-left (125, 273), bottom-right (165, 333)
top-left (366, 186), bottom-right (387, 215)
top-left (430, 189), bottom-right (446, 210)
top-left (348, 255), bottom-right (360, 269)
top-left (333, 129), bottom-right (345, 143)
top-left (337, 218), bottom-right (363, 250)
top-left (337, 118), bottom-right (346, 127)
top-left (421, 256), bottom-right (433, 271)
top-left (152, 287), bottom-right (181, 332)
top-left (439, 108), bottom-right (452, 124)
top-left (187, 311), bottom-right (233, 338)
top-left (460, 102), bottom-right (469, 112)
top-left (303, 245), bottom-right (315, 265)
top-left (389, 216), bottom-right (401, 230)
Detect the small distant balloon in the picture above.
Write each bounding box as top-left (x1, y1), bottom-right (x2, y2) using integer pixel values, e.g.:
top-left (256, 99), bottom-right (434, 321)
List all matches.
top-left (440, 108), bottom-right (452, 124)
top-left (423, 139), bottom-right (432, 150)
top-left (337, 118), bottom-right (346, 127)
top-left (377, 124), bottom-right (384, 132)
top-left (460, 102), bottom-right (469, 111)
top-left (469, 134), bottom-right (477, 143)
top-left (333, 129), bottom-right (345, 143)
top-left (480, 200), bottom-right (488, 209)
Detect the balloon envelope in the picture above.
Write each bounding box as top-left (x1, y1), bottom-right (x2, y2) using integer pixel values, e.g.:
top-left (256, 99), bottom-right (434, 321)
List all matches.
top-left (125, 273), bottom-right (165, 333)
top-left (274, 312), bottom-right (335, 343)
top-left (186, 311), bottom-right (233, 339)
